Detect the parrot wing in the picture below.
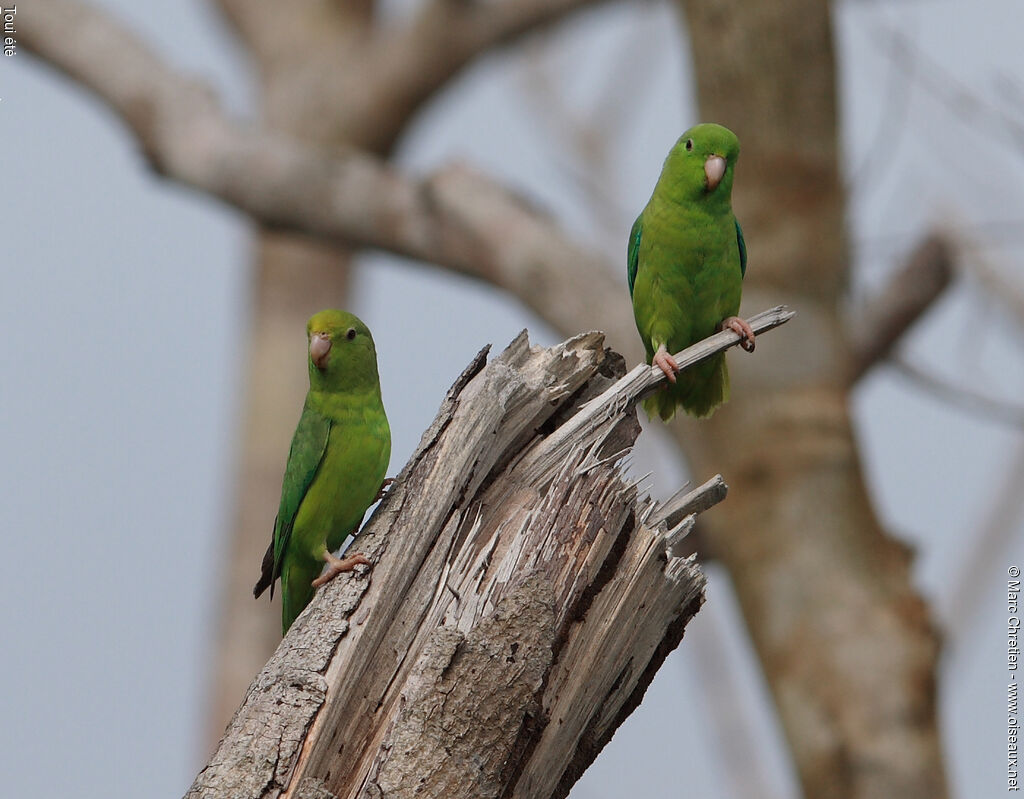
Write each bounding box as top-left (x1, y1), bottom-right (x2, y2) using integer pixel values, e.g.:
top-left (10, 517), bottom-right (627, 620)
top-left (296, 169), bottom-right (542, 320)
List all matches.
top-left (253, 402), bottom-right (332, 599)
top-left (627, 214), bottom-right (643, 297)
top-left (735, 218), bottom-right (747, 279)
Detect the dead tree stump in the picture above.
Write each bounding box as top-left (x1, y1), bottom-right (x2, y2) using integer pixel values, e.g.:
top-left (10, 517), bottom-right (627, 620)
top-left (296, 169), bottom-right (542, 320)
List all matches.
top-left (189, 308), bottom-right (793, 799)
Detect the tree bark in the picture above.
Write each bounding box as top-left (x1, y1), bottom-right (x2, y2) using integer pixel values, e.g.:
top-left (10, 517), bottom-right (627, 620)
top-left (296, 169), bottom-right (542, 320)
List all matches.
top-left (676, 2), bottom-right (948, 797)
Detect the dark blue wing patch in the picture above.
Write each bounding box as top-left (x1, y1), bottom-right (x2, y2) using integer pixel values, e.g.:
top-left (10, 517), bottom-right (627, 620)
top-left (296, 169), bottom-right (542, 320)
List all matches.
top-left (627, 215), bottom-right (643, 297)
top-left (735, 219), bottom-right (747, 278)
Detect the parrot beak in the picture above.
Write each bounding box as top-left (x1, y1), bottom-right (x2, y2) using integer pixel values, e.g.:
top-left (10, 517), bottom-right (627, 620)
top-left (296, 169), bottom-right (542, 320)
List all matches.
top-left (704, 155), bottom-right (726, 191)
top-left (310, 332), bottom-right (332, 370)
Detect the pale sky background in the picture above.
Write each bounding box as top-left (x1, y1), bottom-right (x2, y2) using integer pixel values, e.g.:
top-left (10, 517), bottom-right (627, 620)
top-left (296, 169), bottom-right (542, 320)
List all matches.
top-left (2, 1), bottom-right (1024, 797)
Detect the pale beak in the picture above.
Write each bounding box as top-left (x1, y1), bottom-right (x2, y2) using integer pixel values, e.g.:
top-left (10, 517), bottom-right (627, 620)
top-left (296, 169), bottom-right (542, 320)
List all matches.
top-left (704, 155), bottom-right (726, 191)
top-left (310, 333), bottom-right (332, 369)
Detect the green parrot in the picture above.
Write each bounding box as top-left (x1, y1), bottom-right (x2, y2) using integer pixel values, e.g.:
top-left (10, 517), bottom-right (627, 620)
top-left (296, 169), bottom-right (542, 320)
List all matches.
top-left (627, 123), bottom-right (755, 421)
top-left (253, 309), bottom-right (391, 634)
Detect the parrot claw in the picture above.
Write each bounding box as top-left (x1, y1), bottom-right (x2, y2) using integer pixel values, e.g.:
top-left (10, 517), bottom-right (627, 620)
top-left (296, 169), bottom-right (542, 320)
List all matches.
top-left (312, 550), bottom-right (371, 587)
top-left (652, 346), bottom-right (679, 383)
top-left (721, 316), bottom-right (756, 352)
top-left (374, 477), bottom-right (395, 503)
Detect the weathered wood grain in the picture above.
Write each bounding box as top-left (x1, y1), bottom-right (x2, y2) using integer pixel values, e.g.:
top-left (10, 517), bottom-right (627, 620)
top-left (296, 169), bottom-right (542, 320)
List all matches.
top-left (188, 309), bottom-right (792, 799)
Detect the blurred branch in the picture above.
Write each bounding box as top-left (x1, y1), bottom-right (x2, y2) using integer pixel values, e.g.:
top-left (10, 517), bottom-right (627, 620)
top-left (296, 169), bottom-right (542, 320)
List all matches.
top-left (405, 0), bottom-right (613, 59)
top-left (846, 233), bottom-right (954, 383)
top-left (692, 575), bottom-right (793, 799)
top-left (213, 0), bottom-right (612, 78)
top-left (369, 0), bottom-right (619, 143)
top-left (20, 0), bottom-right (635, 350)
top-left (518, 33), bottom-right (635, 249)
top-left (211, 0), bottom-right (374, 65)
top-left (844, 12), bottom-right (914, 204)
top-left (958, 239), bottom-right (1024, 327)
top-left (941, 443), bottom-right (1024, 645)
top-left (869, 21), bottom-right (1024, 156)
top-left (853, 219), bottom-right (1024, 261)
top-left (889, 355), bottom-right (1024, 429)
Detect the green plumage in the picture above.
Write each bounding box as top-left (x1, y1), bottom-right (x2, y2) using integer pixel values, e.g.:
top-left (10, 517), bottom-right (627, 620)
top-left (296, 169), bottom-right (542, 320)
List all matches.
top-left (629, 123), bottom-right (747, 420)
top-left (254, 310), bottom-right (391, 633)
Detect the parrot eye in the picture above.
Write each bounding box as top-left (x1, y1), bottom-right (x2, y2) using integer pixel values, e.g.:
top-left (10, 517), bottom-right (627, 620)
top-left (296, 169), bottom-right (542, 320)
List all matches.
top-left (685, 139), bottom-right (694, 151)
top-left (345, 327), bottom-right (357, 341)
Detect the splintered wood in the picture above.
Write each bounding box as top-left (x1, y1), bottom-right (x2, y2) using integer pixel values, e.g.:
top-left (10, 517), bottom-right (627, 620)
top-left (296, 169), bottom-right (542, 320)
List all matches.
top-left (189, 308), bottom-right (793, 799)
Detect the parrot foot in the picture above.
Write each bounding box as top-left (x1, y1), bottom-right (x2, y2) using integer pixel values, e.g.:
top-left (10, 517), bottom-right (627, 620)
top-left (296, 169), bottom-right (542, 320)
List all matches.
top-left (652, 346), bottom-right (679, 383)
top-left (721, 316), bottom-right (756, 352)
top-left (312, 550), bottom-right (371, 587)
top-left (374, 477), bottom-right (395, 503)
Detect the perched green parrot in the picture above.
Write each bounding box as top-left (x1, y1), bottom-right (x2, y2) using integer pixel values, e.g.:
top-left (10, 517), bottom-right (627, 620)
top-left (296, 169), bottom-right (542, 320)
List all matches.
top-left (627, 123), bottom-right (755, 421)
top-left (253, 309), bottom-right (391, 634)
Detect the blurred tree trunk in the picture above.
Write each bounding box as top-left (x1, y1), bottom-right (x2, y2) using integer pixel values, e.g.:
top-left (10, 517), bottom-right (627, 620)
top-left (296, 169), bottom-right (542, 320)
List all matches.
top-left (674, 2), bottom-right (947, 798)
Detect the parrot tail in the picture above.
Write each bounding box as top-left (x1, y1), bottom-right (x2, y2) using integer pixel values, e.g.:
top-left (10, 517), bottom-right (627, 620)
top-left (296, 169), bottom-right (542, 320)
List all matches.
top-left (281, 557), bottom-right (320, 634)
top-left (642, 354), bottom-right (730, 421)
top-left (253, 541), bottom-right (276, 599)
top-left (642, 389), bottom-right (681, 422)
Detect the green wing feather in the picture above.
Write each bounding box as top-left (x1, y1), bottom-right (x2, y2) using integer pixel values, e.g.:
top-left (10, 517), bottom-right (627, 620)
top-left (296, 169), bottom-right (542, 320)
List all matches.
top-left (627, 215), bottom-right (643, 297)
top-left (735, 219), bottom-right (747, 278)
top-left (253, 402), bottom-right (331, 599)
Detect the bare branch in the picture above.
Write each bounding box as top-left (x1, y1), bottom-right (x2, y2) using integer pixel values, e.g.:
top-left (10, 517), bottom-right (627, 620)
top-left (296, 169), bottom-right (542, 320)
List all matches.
top-left (958, 238), bottom-right (1024, 327)
top-left (404, 0), bottom-right (613, 67)
top-left (508, 307), bottom-right (796, 489)
top-left (846, 233), bottom-right (954, 383)
top-left (941, 443), bottom-right (1024, 643)
top-left (889, 355), bottom-right (1024, 429)
top-left (211, 0), bottom-right (365, 65)
top-left (20, 0), bottom-right (633, 349)
top-left (365, 0), bottom-right (618, 149)
top-left (647, 475), bottom-right (728, 530)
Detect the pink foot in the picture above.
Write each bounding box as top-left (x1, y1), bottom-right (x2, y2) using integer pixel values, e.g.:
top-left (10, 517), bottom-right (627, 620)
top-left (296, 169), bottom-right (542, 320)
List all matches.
top-left (652, 346), bottom-right (679, 383)
top-left (311, 550), bottom-right (371, 588)
top-left (721, 316), bottom-right (756, 352)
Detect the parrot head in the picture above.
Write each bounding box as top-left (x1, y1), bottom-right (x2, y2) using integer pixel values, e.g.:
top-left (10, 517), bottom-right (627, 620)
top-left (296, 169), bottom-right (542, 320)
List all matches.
top-left (305, 309), bottom-right (381, 393)
top-left (660, 122), bottom-right (740, 205)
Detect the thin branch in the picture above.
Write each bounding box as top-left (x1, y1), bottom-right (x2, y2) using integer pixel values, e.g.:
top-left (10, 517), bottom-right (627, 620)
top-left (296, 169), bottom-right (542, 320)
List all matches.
top-left (506, 307), bottom-right (796, 489)
top-left (20, 0), bottom-right (634, 350)
top-left (211, 0), bottom-right (365, 65)
top-left (691, 579), bottom-right (793, 799)
top-left (517, 35), bottom-right (635, 249)
top-left (941, 443), bottom-right (1024, 645)
top-left (868, 20), bottom-right (1024, 157)
top-left (647, 475), bottom-right (728, 530)
top-left (405, 0), bottom-right (613, 64)
top-left (363, 0), bottom-right (617, 146)
top-left (957, 237), bottom-right (1024, 328)
top-left (846, 233), bottom-right (954, 383)
top-left (889, 355), bottom-right (1024, 429)
top-left (845, 13), bottom-right (915, 203)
